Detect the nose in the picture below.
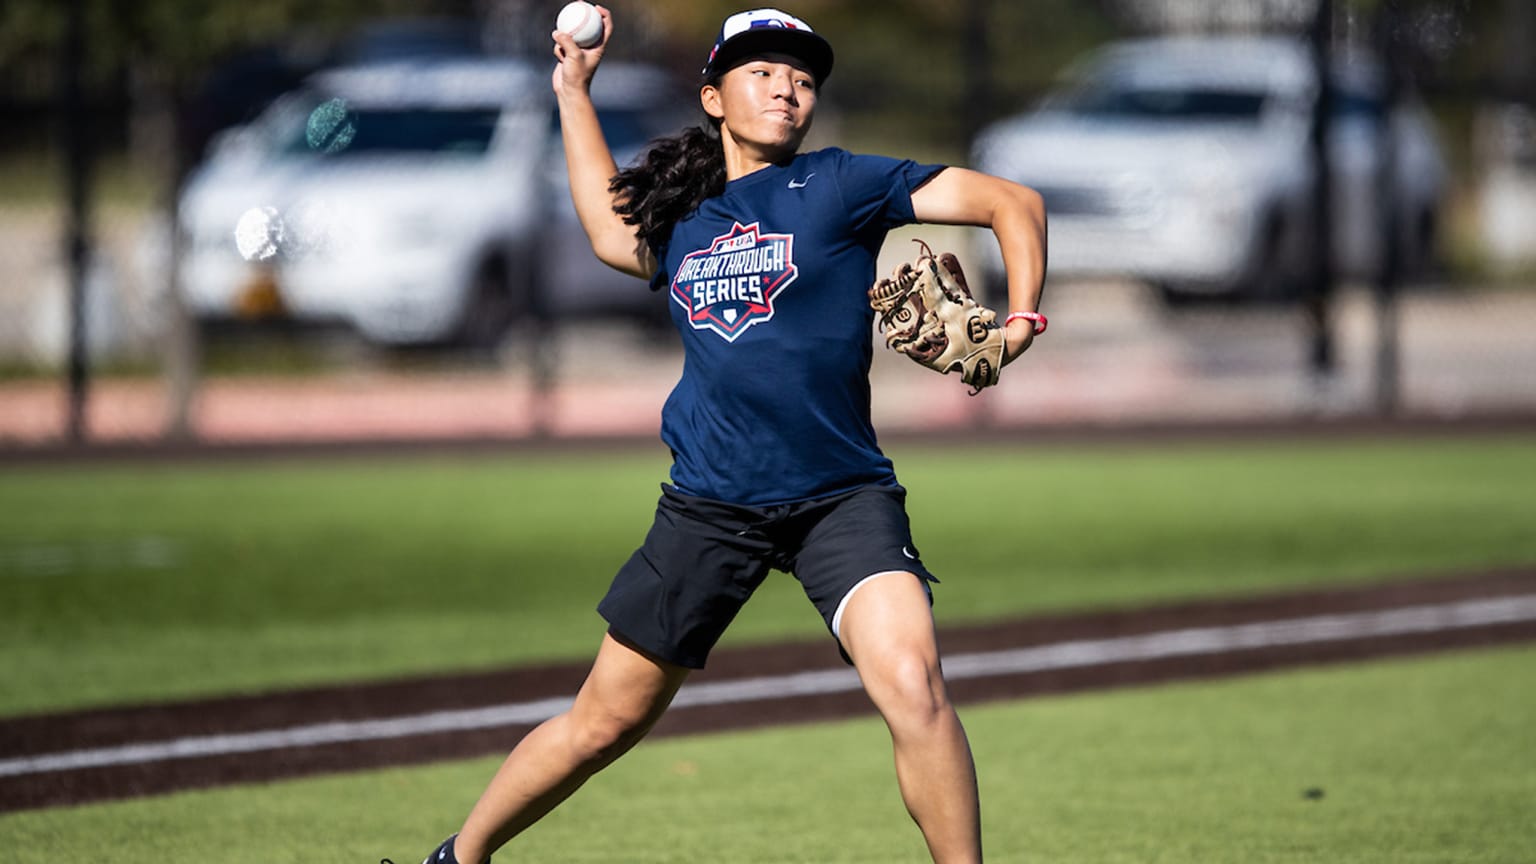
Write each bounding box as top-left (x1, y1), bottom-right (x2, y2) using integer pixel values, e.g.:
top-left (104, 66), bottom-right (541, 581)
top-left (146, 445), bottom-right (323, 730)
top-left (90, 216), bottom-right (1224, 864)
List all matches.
top-left (771, 70), bottom-right (798, 104)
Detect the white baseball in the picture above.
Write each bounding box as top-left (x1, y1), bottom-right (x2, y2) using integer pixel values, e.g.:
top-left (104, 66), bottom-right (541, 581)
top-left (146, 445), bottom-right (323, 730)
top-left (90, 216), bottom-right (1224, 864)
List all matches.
top-left (556, 1), bottom-right (603, 48)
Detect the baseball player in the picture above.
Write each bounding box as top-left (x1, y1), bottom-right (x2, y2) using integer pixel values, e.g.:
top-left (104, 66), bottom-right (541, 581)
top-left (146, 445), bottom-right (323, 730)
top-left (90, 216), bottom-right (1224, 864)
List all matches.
top-left (390, 7), bottom-right (1045, 863)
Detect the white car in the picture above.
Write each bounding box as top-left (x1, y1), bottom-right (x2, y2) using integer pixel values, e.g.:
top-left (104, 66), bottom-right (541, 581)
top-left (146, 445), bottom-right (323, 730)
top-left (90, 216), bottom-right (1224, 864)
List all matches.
top-left (970, 36), bottom-right (1447, 301)
top-left (176, 57), bottom-right (689, 346)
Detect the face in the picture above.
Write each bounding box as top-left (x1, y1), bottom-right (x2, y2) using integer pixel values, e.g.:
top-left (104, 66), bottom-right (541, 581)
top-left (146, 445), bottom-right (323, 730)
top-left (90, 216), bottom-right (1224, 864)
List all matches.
top-left (702, 54), bottom-right (818, 159)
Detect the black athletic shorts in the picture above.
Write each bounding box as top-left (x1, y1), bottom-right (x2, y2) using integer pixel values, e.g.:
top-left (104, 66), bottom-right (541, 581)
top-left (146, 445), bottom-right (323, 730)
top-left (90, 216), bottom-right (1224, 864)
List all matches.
top-left (598, 482), bottom-right (938, 669)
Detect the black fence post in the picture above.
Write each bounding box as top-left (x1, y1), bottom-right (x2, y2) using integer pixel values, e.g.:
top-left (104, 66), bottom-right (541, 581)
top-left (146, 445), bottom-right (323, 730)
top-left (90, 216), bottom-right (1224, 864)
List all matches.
top-left (963, 0), bottom-right (995, 427)
top-left (1372, 2), bottom-right (1404, 417)
top-left (61, 0), bottom-right (93, 444)
top-left (527, 219), bottom-right (556, 439)
top-left (1304, 0), bottom-right (1337, 403)
top-left (963, 0), bottom-right (992, 149)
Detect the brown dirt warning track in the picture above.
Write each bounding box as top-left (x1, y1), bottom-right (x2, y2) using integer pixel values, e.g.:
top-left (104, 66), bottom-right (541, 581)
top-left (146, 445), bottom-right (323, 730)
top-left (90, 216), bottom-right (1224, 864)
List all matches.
top-left (2, 567), bottom-right (1535, 813)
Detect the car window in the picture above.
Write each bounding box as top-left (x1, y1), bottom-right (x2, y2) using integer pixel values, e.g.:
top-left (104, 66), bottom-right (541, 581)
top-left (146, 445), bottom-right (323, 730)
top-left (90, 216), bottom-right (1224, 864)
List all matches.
top-left (599, 108), bottom-right (660, 152)
top-left (1330, 87), bottom-right (1385, 123)
top-left (1065, 85), bottom-right (1268, 120)
top-left (282, 106), bottom-right (502, 156)
top-left (548, 107), bottom-right (662, 153)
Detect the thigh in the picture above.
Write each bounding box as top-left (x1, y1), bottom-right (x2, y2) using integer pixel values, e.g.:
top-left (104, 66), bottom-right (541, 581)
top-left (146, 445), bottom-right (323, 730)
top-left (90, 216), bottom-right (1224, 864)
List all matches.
top-left (569, 631), bottom-right (692, 732)
top-left (835, 570), bottom-right (943, 676)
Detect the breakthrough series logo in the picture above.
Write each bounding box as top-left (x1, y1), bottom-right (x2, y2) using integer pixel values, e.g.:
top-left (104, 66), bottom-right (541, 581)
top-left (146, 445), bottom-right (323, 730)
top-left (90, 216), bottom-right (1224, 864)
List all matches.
top-left (669, 222), bottom-right (798, 342)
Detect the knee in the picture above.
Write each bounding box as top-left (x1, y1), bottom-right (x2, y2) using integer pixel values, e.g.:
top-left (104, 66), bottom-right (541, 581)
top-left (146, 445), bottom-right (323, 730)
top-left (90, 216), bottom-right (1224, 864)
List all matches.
top-left (567, 706), bottom-right (655, 769)
top-left (866, 651), bottom-right (950, 728)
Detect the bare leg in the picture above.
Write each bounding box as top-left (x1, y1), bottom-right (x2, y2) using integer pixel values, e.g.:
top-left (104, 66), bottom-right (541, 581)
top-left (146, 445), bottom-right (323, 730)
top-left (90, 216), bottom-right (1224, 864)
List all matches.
top-left (452, 633), bottom-right (690, 864)
top-left (838, 572), bottom-right (982, 864)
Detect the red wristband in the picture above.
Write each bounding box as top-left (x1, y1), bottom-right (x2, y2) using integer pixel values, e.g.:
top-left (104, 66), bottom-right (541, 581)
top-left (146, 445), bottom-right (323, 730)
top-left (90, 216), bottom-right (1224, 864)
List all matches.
top-left (1005, 311), bottom-right (1048, 335)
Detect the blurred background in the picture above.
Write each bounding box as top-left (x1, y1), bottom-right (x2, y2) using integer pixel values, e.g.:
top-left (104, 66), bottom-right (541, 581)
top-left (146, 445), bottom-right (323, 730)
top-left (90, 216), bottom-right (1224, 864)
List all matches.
top-left (1, 0), bottom-right (1532, 449)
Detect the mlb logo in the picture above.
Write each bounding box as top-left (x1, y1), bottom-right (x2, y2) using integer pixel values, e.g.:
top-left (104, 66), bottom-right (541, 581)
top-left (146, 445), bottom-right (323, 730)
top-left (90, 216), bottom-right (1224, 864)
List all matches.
top-left (671, 222), bottom-right (798, 343)
top-left (748, 17), bottom-right (797, 30)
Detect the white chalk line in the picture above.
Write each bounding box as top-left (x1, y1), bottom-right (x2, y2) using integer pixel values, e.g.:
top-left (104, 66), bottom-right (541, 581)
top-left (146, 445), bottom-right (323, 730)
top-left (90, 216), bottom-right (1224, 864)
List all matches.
top-left (4, 594), bottom-right (1535, 779)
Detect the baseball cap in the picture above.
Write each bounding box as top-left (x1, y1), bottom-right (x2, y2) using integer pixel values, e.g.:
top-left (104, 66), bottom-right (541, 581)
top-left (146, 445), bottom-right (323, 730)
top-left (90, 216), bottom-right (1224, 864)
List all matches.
top-left (701, 8), bottom-right (834, 85)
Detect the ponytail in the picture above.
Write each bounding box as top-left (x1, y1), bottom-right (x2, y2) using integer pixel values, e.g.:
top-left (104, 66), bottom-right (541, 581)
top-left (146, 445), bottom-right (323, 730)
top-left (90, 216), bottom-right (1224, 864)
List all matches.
top-left (609, 122), bottom-right (726, 254)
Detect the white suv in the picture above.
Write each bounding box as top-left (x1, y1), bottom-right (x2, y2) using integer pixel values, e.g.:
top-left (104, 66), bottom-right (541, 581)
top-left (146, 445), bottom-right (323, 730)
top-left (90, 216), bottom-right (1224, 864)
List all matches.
top-left (176, 57), bottom-right (689, 346)
top-left (970, 36), bottom-right (1447, 301)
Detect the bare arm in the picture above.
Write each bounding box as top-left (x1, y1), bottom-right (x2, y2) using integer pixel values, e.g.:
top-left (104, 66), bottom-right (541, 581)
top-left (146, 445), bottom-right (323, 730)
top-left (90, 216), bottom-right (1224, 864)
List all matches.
top-left (910, 167), bottom-right (1046, 364)
top-left (551, 7), bottom-right (654, 279)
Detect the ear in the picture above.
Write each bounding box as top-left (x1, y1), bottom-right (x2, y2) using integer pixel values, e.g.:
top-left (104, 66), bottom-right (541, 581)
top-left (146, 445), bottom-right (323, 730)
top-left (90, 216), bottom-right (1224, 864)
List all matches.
top-left (700, 82), bottom-right (724, 121)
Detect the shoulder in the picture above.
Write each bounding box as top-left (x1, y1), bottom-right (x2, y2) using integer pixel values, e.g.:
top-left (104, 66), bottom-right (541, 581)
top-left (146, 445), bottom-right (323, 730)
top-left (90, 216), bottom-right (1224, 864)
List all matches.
top-left (786, 147), bottom-right (891, 176)
top-left (807, 148), bottom-right (945, 183)
top-left (794, 148), bottom-right (905, 194)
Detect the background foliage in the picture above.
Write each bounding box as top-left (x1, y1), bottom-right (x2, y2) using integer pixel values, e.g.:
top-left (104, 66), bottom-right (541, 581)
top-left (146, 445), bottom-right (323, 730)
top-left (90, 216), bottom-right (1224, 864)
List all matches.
top-left (0, 0), bottom-right (1524, 163)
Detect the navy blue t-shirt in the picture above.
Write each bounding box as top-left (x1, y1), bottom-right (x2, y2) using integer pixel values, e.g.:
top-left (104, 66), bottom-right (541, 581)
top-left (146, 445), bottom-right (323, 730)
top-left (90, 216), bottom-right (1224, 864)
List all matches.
top-left (651, 147), bottom-right (946, 506)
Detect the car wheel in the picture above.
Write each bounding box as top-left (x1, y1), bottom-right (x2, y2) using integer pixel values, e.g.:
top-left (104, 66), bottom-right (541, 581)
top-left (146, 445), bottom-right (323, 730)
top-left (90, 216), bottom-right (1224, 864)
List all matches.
top-left (1153, 282), bottom-right (1213, 307)
top-left (456, 256), bottom-right (522, 351)
top-left (1233, 214), bottom-right (1301, 304)
top-left (1403, 207), bottom-right (1439, 279)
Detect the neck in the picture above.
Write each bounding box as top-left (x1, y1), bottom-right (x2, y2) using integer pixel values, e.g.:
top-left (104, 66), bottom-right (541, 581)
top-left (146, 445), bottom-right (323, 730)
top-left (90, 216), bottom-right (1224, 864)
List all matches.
top-left (720, 128), bottom-right (795, 181)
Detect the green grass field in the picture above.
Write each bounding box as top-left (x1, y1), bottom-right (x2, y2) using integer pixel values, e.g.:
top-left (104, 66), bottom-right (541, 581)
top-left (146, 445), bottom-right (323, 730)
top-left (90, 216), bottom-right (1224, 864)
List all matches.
top-left (4, 644), bottom-right (1531, 862)
top-left (2, 434), bottom-right (1534, 716)
top-left (2, 433), bottom-right (1534, 861)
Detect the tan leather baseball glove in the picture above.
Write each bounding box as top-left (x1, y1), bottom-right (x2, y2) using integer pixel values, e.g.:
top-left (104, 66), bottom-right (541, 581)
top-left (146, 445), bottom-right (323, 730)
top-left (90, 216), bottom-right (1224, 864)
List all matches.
top-left (869, 239), bottom-right (1004, 393)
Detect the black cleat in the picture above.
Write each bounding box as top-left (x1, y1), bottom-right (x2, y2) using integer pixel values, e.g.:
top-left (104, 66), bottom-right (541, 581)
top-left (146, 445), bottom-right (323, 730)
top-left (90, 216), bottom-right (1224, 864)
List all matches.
top-left (382, 832), bottom-right (483, 864)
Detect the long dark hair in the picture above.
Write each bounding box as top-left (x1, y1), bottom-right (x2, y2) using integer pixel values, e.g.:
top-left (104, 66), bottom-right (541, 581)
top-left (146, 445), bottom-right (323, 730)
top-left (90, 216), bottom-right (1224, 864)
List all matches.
top-left (609, 119), bottom-right (726, 254)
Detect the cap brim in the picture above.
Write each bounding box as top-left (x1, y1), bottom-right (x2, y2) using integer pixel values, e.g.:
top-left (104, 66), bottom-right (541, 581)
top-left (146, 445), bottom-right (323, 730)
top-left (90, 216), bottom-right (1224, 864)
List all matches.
top-left (705, 29), bottom-right (834, 85)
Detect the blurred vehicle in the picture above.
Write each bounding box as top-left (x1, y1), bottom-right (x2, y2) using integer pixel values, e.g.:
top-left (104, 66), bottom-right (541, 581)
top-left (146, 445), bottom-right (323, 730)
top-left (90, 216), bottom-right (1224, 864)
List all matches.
top-left (1476, 102), bottom-right (1536, 271)
top-left (337, 17), bottom-right (487, 63)
top-left (543, 64), bottom-right (694, 331)
top-left (174, 56), bottom-right (690, 347)
top-left (970, 36), bottom-right (1447, 302)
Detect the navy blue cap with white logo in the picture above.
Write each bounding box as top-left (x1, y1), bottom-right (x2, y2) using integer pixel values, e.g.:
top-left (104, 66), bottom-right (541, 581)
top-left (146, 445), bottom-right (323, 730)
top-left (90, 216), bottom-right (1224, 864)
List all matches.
top-left (701, 8), bottom-right (834, 85)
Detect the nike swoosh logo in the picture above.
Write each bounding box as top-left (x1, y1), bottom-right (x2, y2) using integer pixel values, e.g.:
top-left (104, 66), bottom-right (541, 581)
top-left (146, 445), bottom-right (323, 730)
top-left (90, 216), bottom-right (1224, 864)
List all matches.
top-left (787, 173), bottom-right (816, 189)
top-left (902, 546), bottom-right (918, 560)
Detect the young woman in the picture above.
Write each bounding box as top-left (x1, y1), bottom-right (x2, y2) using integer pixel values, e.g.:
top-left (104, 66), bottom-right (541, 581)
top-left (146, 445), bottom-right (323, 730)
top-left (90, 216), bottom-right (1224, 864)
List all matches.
top-left (395, 7), bottom-right (1045, 864)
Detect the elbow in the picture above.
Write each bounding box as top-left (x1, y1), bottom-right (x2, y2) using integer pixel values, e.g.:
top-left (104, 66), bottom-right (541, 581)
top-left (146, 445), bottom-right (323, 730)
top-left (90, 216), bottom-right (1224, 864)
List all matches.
top-left (993, 182), bottom-right (1045, 239)
top-left (1012, 183), bottom-right (1045, 227)
top-left (980, 178), bottom-right (1043, 233)
top-left (591, 230), bottom-right (652, 280)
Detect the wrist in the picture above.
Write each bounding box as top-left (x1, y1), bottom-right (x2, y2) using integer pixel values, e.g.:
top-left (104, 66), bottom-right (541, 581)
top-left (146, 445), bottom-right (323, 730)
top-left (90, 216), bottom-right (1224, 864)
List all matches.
top-left (1005, 310), bottom-right (1047, 335)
